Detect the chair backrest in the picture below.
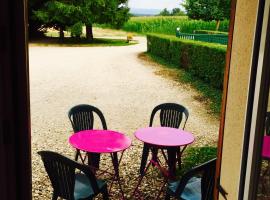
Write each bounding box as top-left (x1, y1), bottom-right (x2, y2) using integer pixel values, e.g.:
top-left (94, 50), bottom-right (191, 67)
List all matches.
top-left (265, 112), bottom-right (270, 135)
top-left (68, 104), bottom-right (107, 132)
top-left (175, 158), bottom-right (217, 200)
top-left (200, 158), bottom-right (216, 200)
top-left (38, 151), bottom-right (99, 200)
top-left (149, 103), bottom-right (189, 129)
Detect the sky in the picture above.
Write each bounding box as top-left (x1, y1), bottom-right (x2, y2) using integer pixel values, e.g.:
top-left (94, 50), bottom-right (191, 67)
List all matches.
top-left (128, 0), bottom-right (183, 10)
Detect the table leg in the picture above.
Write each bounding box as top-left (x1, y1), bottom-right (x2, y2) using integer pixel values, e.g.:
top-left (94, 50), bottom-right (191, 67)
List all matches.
top-left (133, 157), bottom-right (170, 200)
top-left (151, 147), bottom-right (158, 163)
top-left (177, 145), bottom-right (187, 170)
top-left (155, 176), bottom-right (168, 200)
top-left (87, 152), bottom-right (100, 170)
top-left (133, 160), bottom-right (152, 198)
top-left (167, 147), bottom-right (177, 180)
top-left (140, 144), bottom-right (150, 176)
top-left (110, 152), bottom-right (126, 200)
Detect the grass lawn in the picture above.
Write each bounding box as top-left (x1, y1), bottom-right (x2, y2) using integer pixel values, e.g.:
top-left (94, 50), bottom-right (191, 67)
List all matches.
top-left (29, 37), bottom-right (138, 47)
top-left (178, 146), bottom-right (217, 176)
top-left (29, 27), bottom-right (138, 47)
top-left (139, 52), bottom-right (222, 116)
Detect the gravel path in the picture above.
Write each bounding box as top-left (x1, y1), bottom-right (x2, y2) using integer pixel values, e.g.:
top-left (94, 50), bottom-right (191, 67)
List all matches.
top-left (30, 36), bottom-right (219, 199)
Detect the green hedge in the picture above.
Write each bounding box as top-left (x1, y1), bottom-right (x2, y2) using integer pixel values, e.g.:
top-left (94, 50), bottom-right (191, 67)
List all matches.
top-left (147, 34), bottom-right (227, 89)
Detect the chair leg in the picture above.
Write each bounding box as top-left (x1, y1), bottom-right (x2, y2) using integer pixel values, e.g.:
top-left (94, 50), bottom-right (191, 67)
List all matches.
top-left (102, 187), bottom-right (110, 200)
top-left (52, 192), bottom-right (58, 200)
top-left (101, 186), bottom-right (109, 200)
top-left (75, 149), bottom-right (80, 161)
top-left (102, 186), bottom-right (110, 200)
top-left (140, 144), bottom-right (150, 175)
top-left (165, 191), bottom-right (171, 200)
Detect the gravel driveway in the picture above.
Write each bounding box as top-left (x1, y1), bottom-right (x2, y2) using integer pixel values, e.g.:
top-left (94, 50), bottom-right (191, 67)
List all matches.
top-left (30, 36), bottom-right (219, 199)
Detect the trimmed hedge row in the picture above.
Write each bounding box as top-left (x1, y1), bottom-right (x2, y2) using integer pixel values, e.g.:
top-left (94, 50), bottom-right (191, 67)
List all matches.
top-left (147, 34), bottom-right (227, 89)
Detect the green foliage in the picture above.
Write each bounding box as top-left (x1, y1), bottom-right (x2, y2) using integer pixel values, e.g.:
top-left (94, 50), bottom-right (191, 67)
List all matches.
top-left (171, 8), bottom-right (186, 16)
top-left (70, 22), bottom-right (83, 38)
top-left (158, 8), bottom-right (186, 16)
top-left (33, 1), bottom-right (81, 28)
top-left (29, 0), bottom-right (47, 38)
top-left (32, 0), bottom-right (130, 39)
top-left (159, 8), bottom-right (171, 16)
top-left (178, 146), bottom-right (217, 176)
top-left (147, 34), bottom-right (226, 89)
top-left (80, 0), bottom-right (130, 28)
top-left (122, 16), bottom-right (229, 35)
top-left (183, 0), bottom-right (230, 21)
top-left (110, 4), bottom-right (131, 29)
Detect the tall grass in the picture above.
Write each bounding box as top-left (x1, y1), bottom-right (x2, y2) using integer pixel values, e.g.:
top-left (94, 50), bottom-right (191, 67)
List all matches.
top-left (122, 16), bottom-right (229, 35)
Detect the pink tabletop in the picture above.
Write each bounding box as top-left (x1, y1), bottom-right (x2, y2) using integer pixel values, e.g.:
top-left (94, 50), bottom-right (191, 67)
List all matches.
top-left (262, 136), bottom-right (270, 159)
top-left (69, 130), bottom-right (132, 153)
top-left (135, 127), bottom-right (194, 147)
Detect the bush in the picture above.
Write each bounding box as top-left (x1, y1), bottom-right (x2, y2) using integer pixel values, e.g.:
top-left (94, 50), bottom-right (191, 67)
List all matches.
top-left (147, 34), bottom-right (226, 89)
top-left (70, 22), bottom-right (83, 38)
top-left (178, 146), bottom-right (217, 176)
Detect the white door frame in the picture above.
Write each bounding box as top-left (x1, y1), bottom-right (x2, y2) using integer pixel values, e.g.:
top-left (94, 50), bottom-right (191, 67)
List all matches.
top-left (242, 0), bottom-right (270, 198)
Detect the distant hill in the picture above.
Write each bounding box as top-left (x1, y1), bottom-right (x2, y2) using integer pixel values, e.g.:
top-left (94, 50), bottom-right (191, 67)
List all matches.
top-left (129, 8), bottom-right (161, 16)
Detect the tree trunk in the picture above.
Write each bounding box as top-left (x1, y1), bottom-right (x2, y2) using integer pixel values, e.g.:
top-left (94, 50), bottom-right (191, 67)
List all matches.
top-left (59, 26), bottom-right (64, 41)
top-left (86, 24), bottom-right (93, 41)
top-left (216, 20), bottom-right (221, 31)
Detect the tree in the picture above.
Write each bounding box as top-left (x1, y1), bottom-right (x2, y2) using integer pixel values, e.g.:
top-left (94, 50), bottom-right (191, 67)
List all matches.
top-left (70, 22), bottom-right (83, 38)
top-left (158, 7), bottom-right (185, 16)
top-left (28, 0), bottom-right (47, 38)
top-left (81, 0), bottom-right (130, 40)
top-left (183, 0), bottom-right (230, 30)
top-left (33, 1), bottom-right (82, 40)
top-left (159, 8), bottom-right (171, 16)
top-left (171, 8), bottom-right (186, 16)
top-left (33, 0), bottom-right (130, 41)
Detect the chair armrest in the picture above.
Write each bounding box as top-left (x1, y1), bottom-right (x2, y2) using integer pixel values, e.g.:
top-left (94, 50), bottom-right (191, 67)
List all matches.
top-left (174, 158), bottom-right (217, 196)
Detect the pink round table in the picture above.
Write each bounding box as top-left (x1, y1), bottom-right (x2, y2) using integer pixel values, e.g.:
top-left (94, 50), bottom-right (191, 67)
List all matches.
top-left (135, 127), bottom-right (194, 147)
top-left (69, 130), bottom-right (132, 153)
top-left (134, 127), bottom-right (194, 180)
top-left (69, 130), bottom-right (131, 199)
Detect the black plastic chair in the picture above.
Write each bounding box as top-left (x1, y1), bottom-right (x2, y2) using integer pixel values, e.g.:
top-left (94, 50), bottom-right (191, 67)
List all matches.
top-left (165, 158), bottom-right (216, 200)
top-left (68, 104), bottom-right (107, 168)
top-left (139, 103), bottom-right (189, 175)
top-left (38, 151), bottom-right (109, 200)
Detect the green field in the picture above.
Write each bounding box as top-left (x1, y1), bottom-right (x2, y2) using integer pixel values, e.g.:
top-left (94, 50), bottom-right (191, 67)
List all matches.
top-left (122, 16), bottom-right (229, 35)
